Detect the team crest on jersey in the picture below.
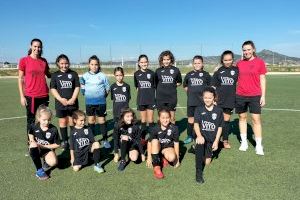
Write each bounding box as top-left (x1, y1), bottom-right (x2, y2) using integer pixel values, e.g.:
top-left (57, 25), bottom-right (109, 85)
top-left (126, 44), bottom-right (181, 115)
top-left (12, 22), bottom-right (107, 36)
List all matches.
top-left (68, 74), bottom-right (72, 79)
top-left (147, 74), bottom-right (151, 79)
top-left (212, 113), bottom-right (217, 120)
top-left (230, 70), bottom-right (235, 76)
top-left (167, 129), bottom-right (172, 136)
top-left (122, 87), bottom-right (126, 92)
top-left (201, 112), bottom-right (206, 115)
top-left (170, 69), bottom-right (174, 74)
top-left (84, 129), bottom-right (89, 135)
top-left (128, 127), bottom-right (132, 134)
top-left (158, 131), bottom-right (162, 135)
top-left (191, 73), bottom-right (194, 75)
top-left (45, 132), bottom-right (51, 139)
top-left (199, 73), bottom-right (203, 77)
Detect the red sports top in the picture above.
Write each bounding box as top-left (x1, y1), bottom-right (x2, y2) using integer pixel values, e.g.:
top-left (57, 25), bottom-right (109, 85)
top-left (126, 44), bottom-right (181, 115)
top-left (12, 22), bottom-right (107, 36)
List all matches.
top-left (236, 57), bottom-right (267, 96)
top-left (18, 56), bottom-right (49, 97)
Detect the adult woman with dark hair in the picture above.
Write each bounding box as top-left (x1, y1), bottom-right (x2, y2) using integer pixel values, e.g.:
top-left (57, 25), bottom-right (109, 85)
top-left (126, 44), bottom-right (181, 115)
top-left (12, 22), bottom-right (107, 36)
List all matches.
top-left (236, 40), bottom-right (267, 155)
top-left (18, 38), bottom-right (51, 152)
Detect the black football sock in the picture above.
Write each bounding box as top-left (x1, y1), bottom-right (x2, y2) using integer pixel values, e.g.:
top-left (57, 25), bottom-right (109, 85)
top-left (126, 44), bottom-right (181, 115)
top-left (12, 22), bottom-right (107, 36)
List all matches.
top-left (222, 121), bottom-right (230, 141)
top-left (120, 140), bottom-right (128, 160)
top-left (88, 123), bottom-right (96, 136)
top-left (93, 148), bottom-right (101, 164)
top-left (151, 153), bottom-right (161, 167)
top-left (187, 123), bottom-right (194, 138)
top-left (60, 127), bottom-right (68, 142)
top-left (30, 147), bottom-right (42, 170)
top-left (99, 123), bottom-right (108, 140)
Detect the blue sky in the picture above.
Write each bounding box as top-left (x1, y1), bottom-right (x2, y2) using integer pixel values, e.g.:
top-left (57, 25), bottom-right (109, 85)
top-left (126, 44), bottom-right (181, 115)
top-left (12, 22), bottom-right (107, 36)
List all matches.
top-left (0, 0), bottom-right (299, 63)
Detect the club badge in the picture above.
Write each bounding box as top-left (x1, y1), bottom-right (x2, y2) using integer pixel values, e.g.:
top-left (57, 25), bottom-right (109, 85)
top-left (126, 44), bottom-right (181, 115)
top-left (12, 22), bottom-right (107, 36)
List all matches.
top-left (231, 70), bottom-right (235, 76)
top-left (167, 129), bottom-right (172, 136)
top-left (122, 87), bottom-right (126, 92)
top-left (170, 69), bottom-right (174, 74)
top-left (45, 132), bottom-right (51, 139)
top-left (147, 74), bottom-right (151, 79)
top-left (212, 113), bottom-right (217, 120)
top-left (84, 129), bottom-right (89, 135)
top-left (128, 127), bottom-right (132, 134)
top-left (68, 74), bottom-right (72, 79)
top-left (199, 73), bottom-right (203, 77)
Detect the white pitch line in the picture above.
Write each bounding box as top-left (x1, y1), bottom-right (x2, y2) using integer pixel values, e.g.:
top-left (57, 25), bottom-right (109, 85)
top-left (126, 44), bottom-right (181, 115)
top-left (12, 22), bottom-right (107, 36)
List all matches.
top-left (1, 107), bottom-right (299, 121)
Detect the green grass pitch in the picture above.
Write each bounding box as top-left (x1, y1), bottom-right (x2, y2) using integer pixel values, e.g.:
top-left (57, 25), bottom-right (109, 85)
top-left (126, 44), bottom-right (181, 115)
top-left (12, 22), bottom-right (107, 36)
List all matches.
top-left (0, 75), bottom-right (299, 200)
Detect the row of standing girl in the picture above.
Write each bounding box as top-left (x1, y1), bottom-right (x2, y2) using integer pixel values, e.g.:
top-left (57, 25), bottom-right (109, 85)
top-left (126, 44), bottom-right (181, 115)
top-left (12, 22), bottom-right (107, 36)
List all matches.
top-left (18, 39), bottom-right (267, 184)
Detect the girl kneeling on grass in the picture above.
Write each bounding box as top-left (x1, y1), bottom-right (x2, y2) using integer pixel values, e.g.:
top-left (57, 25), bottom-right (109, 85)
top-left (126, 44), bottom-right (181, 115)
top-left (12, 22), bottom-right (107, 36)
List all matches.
top-left (69, 110), bottom-right (104, 173)
top-left (146, 109), bottom-right (180, 179)
top-left (28, 105), bottom-right (60, 180)
top-left (115, 108), bottom-right (145, 171)
top-left (194, 87), bottom-right (223, 184)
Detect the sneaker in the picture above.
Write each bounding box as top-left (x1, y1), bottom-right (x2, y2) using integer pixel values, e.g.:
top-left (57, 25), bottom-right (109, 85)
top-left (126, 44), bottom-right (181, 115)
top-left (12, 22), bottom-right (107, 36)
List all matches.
top-left (184, 136), bottom-right (193, 144)
top-left (42, 159), bottom-right (51, 171)
top-left (162, 158), bottom-right (169, 168)
top-left (188, 144), bottom-right (195, 154)
top-left (255, 145), bottom-right (264, 156)
top-left (113, 153), bottom-right (120, 163)
top-left (196, 170), bottom-right (204, 184)
top-left (223, 140), bottom-right (231, 149)
top-left (239, 141), bottom-right (248, 151)
top-left (35, 168), bottom-right (49, 180)
top-left (118, 160), bottom-right (126, 171)
top-left (153, 166), bottom-right (164, 179)
top-left (94, 164), bottom-right (105, 173)
top-left (61, 141), bottom-right (69, 150)
top-left (103, 140), bottom-right (111, 149)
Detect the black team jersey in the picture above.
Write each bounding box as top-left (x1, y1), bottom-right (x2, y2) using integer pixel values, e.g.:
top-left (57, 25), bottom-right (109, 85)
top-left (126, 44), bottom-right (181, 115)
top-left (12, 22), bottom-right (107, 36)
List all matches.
top-left (69, 126), bottom-right (95, 164)
top-left (149, 123), bottom-right (179, 149)
top-left (134, 69), bottom-right (156, 106)
top-left (183, 70), bottom-right (211, 106)
top-left (155, 66), bottom-right (182, 105)
top-left (211, 66), bottom-right (238, 109)
top-left (50, 69), bottom-right (80, 110)
top-left (117, 124), bottom-right (144, 154)
top-left (29, 123), bottom-right (60, 146)
top-left (110, 82), bottom-right (131, 119)
top-left (194, 105), bottom-right (224, 142)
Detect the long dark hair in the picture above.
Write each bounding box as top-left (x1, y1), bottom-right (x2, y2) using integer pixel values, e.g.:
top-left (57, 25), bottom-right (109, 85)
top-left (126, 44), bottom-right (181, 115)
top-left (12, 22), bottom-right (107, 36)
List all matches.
top-left (158, 50), bottom-right (175, 67)
top-left (88, 55), bottom-right (101, 72)
top-left (55, 54), bottom-right (70, 68)
top-left (220, 50), bottom-right (234, 65)
top-left (157, 109), bottom-right (171, 126)
top-left (114, 66), bottom-right (124, 75)
top-left (242, 40), bottom-right (256, 58)
top-left (27, 38), bottom-right (43, 56)
top-left (137, 54), bottom-right (149, 69)
top-left (118, 108), bottom-right (137, 128)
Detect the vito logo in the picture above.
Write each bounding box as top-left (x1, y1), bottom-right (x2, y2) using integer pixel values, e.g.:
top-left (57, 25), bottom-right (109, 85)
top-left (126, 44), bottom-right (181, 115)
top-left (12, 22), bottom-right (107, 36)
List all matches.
top-left (76, 138), bottom-right (90, 148)
top-left (139, 81), bottom-right (151, 88)
top-left (59, 80), bottom-right (72, 88)
top-left (190, 78), bottom-right (203, 86)
top-left (114, 94), bottom-right (126, 102)
top-left (161, 75), bottom-right (173, 83)
top-left (201, 120), bottom-right (216, 131)
top-left (220, 77), bottom-right (234, 85)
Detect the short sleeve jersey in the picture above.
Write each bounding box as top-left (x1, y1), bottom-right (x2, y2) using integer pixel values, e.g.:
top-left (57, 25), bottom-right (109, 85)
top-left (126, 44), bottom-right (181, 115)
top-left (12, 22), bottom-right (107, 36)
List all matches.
top-left (183, 70), bottom-right (211, 106)
top-left (149, 123), bottom-right (179, 149)
top-left (194, 105), bottom-right (224, 142)
top-left (236, 57), bottom-right (267, 96)
top-left (18, 56), bottom-right (49, 97)
top-left (211, 66), bottom-right (239, 109)
top-left (50, 69), bottom-right (80, 110)
top-left (29, 123), bottom-right (60, 145)
top-left (155, 66), bottom-right (182, 104)
top-left (117, 124), bottom-right (144, 154)
top-left (134, 69), bottom-right (156, 106)
top-left (69, 126), bottom-right (95, 153)
top-left (110, 82), bottom-right (131, 118)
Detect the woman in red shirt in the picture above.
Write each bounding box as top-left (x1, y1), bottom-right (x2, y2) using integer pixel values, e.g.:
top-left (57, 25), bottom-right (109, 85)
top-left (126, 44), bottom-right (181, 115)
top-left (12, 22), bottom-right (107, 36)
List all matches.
top-left (18, 38), bottom-right (51, 147)
top-left (236, 40), bottom-right (266, 155)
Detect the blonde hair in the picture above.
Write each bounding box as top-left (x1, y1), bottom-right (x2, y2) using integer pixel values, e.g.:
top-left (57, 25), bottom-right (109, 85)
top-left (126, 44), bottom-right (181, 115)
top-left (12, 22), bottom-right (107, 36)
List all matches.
top-left (35, 105), bottom-right (52, 124)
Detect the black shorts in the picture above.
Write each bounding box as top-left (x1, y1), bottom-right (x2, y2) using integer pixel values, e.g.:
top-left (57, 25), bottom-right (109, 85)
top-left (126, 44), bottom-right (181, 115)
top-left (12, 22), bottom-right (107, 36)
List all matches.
top-left (56, 107), bottom-right (78, 118)
top-left (137, 104), bottom-right (156, 111)
top-left (235, 95), bottom-right (261, 114)
top-left (221, 107), bottom-right (233, 115)
top-left (160, 143), bottom-right (174, 151)
top-left (86, 104), bottom-right (107, 117)
top-left (204, 142), bottom-right (213, 158)
top-left (156, 101), bottom-right (176, 112)
top-left (39, 148), bottom-right (52, 158)
top-left (73, 145), bottom-right (93, 166)
top-left (187, 106), bottom-right (197, 117)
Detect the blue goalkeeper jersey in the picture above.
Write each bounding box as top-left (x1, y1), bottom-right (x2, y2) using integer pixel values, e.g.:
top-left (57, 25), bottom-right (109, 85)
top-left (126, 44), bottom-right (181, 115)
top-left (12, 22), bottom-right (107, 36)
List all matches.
top-left (80, 71), bottom-right (110, 105)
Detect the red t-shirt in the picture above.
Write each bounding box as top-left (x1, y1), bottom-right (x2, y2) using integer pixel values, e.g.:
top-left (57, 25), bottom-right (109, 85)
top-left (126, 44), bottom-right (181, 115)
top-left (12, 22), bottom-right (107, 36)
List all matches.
top-left (236, 57), bottom-right (267, 96)
top-left (18, 56), bottom-right (49, 97)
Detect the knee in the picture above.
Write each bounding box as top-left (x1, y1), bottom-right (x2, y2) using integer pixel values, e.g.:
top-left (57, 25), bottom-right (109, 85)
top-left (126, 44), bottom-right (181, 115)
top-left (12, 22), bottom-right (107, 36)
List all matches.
top-left (47, 157), bottom-right (58, 167)
top-left (165, 153), bottom-right (176, 162)
top-left (252, 117), bottom-right (261, 125)
top-left (93, 142), bottom-right (101, 149)
top-left (129, 153), bottom-right (138, 162)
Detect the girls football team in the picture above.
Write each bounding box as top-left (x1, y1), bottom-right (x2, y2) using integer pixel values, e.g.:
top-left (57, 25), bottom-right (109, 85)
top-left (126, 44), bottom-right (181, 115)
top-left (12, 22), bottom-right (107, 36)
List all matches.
top-left (23, 39), bottom-right (267, 184)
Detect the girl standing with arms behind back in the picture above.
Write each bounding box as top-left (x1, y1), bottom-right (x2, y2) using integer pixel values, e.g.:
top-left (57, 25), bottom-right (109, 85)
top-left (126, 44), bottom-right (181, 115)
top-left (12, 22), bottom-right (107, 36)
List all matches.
top-left (236, 41), bottom-right (267, 155)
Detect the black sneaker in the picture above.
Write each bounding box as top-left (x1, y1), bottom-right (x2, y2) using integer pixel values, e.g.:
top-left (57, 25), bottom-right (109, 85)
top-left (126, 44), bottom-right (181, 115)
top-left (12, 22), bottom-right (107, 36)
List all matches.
top-left (188, 144), bottom-right (195, 154)
top-left (118, 160), bottom-right (126, 171)
top-left (196, 171), bottom-right (205, 184)
top-left (61, 141), bottom-right (69, 150)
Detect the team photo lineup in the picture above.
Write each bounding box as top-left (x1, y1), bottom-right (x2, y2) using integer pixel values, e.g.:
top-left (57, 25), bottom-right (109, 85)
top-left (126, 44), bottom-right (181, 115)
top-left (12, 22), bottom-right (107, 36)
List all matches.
top-left (18, 38), bottom-right (267, 184)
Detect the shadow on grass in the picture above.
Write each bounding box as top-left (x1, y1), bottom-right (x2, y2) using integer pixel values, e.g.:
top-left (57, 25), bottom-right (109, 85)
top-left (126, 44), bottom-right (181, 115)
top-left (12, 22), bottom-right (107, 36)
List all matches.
top-left (231, 118), bottom-right (256, 147)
